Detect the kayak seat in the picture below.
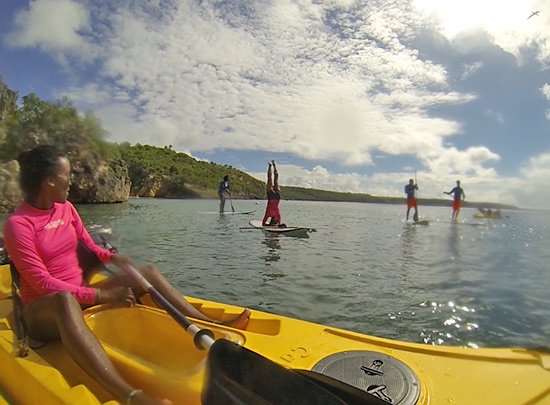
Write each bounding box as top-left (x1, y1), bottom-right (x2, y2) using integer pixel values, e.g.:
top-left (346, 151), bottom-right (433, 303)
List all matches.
top-left (84, 304), bottom-right (247, 404)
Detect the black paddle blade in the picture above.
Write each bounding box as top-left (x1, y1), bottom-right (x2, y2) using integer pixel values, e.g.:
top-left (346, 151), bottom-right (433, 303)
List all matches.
top-left (202, 339), bottom-right (388, 405)
top-left (413, 212), bottom-right (419, 222)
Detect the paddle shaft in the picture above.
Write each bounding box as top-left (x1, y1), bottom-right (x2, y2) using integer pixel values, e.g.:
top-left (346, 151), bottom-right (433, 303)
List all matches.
top-left (106, 250), bottom-right (385, 404)
top-left (228, 193), bottom-right (235, 212)
top-left (100, 233), bottom-right (216, 350)
top-left (123, 264), bottom-right (215, 349)
top-left (413, 171), bottom-right (419, 222)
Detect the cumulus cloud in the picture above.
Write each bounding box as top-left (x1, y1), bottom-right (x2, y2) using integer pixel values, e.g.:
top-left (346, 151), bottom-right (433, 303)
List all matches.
top-left (413, 0), bottom-right (550, 65)
top-left (542, 84), bottom-right (550, 120)
top-left (5, 0), bottom-right (549, 207)
top-left (461, 62), bottom-right (483, 80)
top-left (4, 0), bottom-right (96, 63)
top-left (52, 1), bottom-right (477, 166)
top-left (514, 153), bottom-right (550, 208)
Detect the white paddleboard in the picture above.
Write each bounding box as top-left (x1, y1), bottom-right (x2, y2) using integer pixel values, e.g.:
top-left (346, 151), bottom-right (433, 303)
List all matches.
top-left (199, 209), bottom-right (257, 215)
top-left (412, 220), bottom-right (429, 225)
top-left (435, 221), bottom-right (486, 227)
top-left (248, 220), bottom-right (315, 238)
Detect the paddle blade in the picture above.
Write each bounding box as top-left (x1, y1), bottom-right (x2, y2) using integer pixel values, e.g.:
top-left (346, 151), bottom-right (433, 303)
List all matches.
top-left (413, 212), bottom-right (419, 222)
top-left (202, 339), bottom-right (385, 405)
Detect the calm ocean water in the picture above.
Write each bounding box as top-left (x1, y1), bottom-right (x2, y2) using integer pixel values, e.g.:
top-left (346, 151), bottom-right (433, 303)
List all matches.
top-left (4, 198), bottom-right (550, 349)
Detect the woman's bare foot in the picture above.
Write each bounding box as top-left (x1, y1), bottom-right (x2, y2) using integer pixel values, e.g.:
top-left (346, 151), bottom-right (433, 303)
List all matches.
top-left (222, 308), bottom-right (251, 330)
top-left (127, 389), bottom-right (172, 405)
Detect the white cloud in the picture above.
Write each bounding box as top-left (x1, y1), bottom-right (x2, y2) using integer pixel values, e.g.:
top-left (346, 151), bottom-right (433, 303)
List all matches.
top-left (542, 84), bottom-right (550, 120)
top-left (7, 0), bottom-right (549, 208)
top-left (250, 163), bottom-right (371, 194)
top-left (484, 109), bottom-right (505, 124)
top-left (461, 62), bottom-right (483, 80)
top-left (4, 0), bottom-right (96, 63)
top-left (413, 0), bottom-right (550, 65)
top-left (52, 1), bottom-right (479, 169)
top-left (514, 153), bottom-right (550, 208)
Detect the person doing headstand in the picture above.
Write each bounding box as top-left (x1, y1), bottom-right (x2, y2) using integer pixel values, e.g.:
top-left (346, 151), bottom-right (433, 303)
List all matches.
top-left (262, 160), bottom-right (285, 227)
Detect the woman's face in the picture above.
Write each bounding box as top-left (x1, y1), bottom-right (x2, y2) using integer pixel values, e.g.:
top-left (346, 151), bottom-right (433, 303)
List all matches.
top-left (50, 157), bottom-right (72, 202)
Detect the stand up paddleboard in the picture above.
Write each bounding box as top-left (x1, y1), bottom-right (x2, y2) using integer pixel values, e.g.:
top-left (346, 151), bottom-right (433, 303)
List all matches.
top-left (412, 220), bottom-right (429, 225)
top-left (434, 221), bottom-right (486, 227)
top-left (200, 209), bottom-right (257, 215)
top-left (246, 220), bottom-right (315, 238)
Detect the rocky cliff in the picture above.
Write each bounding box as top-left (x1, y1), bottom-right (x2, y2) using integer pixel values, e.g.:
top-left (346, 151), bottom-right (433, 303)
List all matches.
top-left (0, 156), bottom-right (131, 214)
top-left (0, 160), bottom-right (22, 214)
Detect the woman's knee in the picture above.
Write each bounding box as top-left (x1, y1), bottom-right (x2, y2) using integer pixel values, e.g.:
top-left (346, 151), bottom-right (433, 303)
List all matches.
top-left (52, 291), bottom-right (81, 314)
top-left (140, 264), bottom-right (161, 280)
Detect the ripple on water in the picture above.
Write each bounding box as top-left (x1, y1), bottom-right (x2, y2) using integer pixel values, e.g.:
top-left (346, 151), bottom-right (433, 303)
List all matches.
top-left (68, 200), bottom-right (550, 348)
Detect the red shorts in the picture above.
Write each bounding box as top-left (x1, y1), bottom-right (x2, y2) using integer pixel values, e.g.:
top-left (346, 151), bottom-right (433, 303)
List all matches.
top-left (407, 199), bottom-right (417, 209)
top-left (262, 200), bottom-right (281, 225)
top-left (453, 200), bottom-right (461, 211)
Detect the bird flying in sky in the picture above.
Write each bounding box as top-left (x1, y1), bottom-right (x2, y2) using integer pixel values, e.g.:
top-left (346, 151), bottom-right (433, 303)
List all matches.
top-left (527, 10), bottom-right (541, 19)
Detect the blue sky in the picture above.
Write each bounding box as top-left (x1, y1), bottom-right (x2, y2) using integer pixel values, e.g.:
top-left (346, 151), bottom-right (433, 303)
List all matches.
top-left (1, 0), bottom-right (549, 208)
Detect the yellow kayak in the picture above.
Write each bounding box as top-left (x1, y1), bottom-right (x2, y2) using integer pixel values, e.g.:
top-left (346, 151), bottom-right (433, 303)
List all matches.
top-left (0, 263), bottom-right (549, 404)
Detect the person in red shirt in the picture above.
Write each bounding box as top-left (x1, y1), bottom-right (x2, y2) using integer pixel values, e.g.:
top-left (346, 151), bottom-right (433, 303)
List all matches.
top-left (261, 160), bottom-right (285, 226)
top-left (3, 145), bottom-right (250, 405)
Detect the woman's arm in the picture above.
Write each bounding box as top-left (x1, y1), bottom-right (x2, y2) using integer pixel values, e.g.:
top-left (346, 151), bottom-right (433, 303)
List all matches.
top-left (4, 217), bottom-right (97, 305)
top-left (70, 203), bottom-right (114, 264)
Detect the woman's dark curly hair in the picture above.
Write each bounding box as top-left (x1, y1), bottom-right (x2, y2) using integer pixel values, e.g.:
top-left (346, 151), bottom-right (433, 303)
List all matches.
top-left (17, 145), bottom-right (65, 198)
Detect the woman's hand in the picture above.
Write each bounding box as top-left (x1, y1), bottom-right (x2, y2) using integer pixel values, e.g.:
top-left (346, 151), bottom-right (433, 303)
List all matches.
top-left (95, 286), bottom-right (135, 307)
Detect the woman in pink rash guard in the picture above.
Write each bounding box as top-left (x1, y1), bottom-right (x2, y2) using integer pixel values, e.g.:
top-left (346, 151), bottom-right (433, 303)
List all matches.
top-left (3, 145), bottom-right (250, 405)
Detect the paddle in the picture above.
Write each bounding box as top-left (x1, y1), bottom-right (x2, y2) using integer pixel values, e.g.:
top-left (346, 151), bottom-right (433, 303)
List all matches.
top-left (118, 263), bottom-right (385, 404)
top-left (229, 193), bottom-right (235, 212)
top-left (413, 171), bottom-right (419, 222)
top-left (122, 264), bottom-right (215, 349)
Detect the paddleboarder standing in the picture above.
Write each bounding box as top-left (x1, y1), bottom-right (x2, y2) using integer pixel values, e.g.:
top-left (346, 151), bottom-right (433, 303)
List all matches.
top-left (444, 180), bottom-right (466, 223)
top-left (404, 178), bottom-right (418, 222)
top-left (262, 160), bottom-right (284, 226)
top-left (218, 175), bottom-right (230, 213)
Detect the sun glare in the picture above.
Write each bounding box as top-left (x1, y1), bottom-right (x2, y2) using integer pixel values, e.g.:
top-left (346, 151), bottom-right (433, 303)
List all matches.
top-left (413, 0), bottom-right (537, 38)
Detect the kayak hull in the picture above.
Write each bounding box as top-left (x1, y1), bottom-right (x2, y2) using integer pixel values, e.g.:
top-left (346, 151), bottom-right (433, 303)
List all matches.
top-left (0, 264), bottom-right (549, 404)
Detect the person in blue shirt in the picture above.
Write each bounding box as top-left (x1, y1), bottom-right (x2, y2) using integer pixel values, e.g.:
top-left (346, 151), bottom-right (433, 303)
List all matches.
top-left (404, 178), bottom-right (418, 221)
top-left (218, 175), bottom-right (230, 213)
top-left (444, 180), bottom-right (466, 223)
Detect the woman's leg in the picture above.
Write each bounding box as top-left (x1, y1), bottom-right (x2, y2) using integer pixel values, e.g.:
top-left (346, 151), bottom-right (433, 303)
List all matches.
top-left (219, 193), bottom-right (226, 213)
top-left (96, 266), bottom-right (250, 329)
top-left (24, 292), bottom-right (171, 405)
top-left (266, 162), bottom-right (273, 189)
top-left (272, 161), bottom-right (279, 190)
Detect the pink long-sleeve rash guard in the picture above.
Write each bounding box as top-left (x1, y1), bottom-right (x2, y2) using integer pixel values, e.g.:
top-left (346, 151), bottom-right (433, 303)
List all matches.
top-left (3, 201), bottom-right (114, 306)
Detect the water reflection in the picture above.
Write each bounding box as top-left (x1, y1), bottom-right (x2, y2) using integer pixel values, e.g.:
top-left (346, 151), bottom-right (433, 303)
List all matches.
top-left (260, 234), bottom-right (281, 263)
top-left (258, 234), bottom-right (287, 282)
top-left (448, 225), bottom-right (461, 260)
top-left (418, 300), bottom-right (480, 347)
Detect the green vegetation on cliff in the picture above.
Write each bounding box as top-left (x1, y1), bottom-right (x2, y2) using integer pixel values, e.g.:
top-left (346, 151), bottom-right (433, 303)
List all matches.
top-left (0, 77), bottom-right (517, 210)
top-left (118, 143), bottom-right (265, 198)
